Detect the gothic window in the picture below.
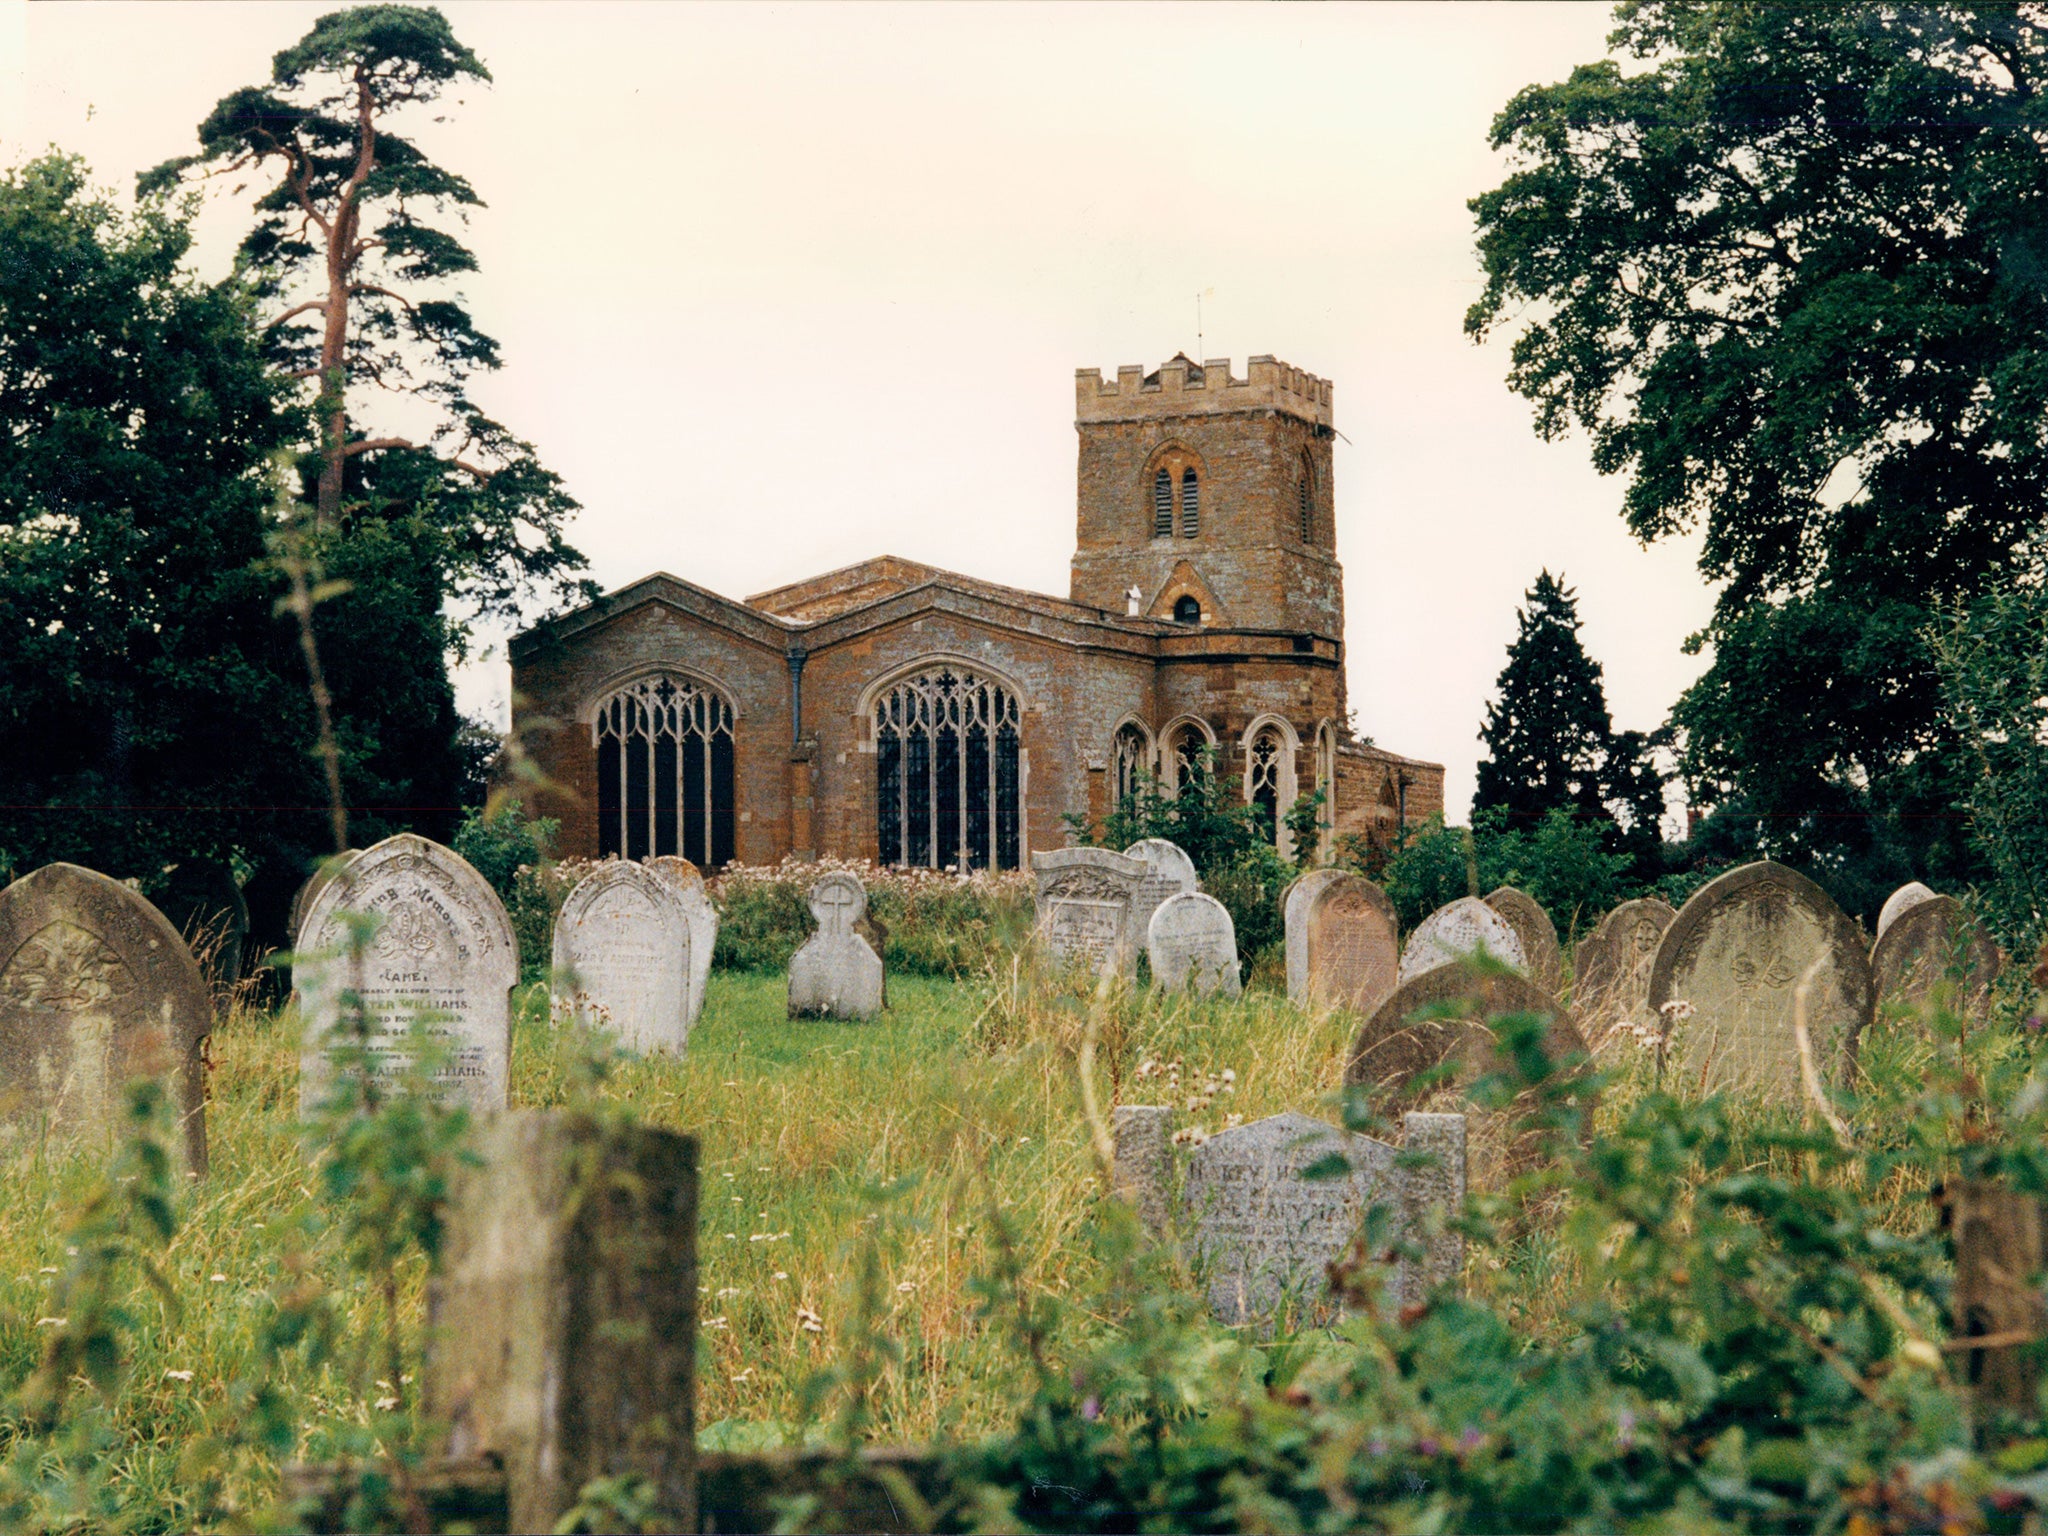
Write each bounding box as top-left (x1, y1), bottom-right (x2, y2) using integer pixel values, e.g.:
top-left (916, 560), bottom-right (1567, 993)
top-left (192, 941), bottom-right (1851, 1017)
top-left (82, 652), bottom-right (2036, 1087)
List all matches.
top-left (1112, 722), bottom-right (1151, 806)
top-left (1167, 721), bottom-right (1212, 793)
top-left (1153, 470), bottom-right (1174, 538)
top-left (1247, 725), bottom-right (1285, 842)
top-left (874, 667), bottom-right (1021, 870)
top-left (595, 675), bottom-right (736, 867)
top-left (1314, 720), bottom-right (1338, 859)
top-left (1173, 594), bottom-right (1201, 625)
top-left (1179, 469), bottom-right (1200, 537)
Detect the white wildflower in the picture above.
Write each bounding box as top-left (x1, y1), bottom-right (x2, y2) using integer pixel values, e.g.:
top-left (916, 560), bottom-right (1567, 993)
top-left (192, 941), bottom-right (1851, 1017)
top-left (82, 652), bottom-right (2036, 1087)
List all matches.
top-left (163, 1369), bottom-right (193, 1382)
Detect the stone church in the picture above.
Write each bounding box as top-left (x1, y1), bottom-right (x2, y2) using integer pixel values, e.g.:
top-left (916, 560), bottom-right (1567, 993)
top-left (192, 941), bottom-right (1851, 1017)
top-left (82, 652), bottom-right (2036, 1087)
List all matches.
top-left (509, 352), bottom-right (1443, 871)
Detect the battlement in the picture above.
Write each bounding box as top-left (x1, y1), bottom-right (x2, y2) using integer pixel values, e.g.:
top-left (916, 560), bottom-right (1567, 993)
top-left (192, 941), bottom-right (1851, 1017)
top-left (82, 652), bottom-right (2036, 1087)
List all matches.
top-left (1074, 353), bottom-right (1333, 428)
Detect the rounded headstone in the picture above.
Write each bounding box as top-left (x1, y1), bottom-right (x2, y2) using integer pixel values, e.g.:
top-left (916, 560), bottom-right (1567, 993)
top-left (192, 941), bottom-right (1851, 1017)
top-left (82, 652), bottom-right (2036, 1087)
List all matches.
top-left (1484, 886), bottom-right (1562, 995)
top-left (553, 862), bottom-right (692, 1053)
top-left (296, 833), bottom-right (519, 1115)
top-left (1146, 891), bottom-right (1241, 998)
top-left (0, 863), bottom-right (211, 1172)
top-left (1283, 869), bottom-right (1351, 1005)
top-left (1648, 860), bottom-right (1872, 1102)
top-left (1303, 874), bottom-right (1398, 1016)
top-left (1398, 896), bottom-right (1527, 983)
top-left (291, 850), bottom-right (361, 949)
top-left (1124, 839), bottom-right (1200, 952)
top-left (646, 857), bottom-right (717, 1027)
top-left (1877, 882), bottom-right (1937, 941)
top-left (646, 855), bottom-right (703, 894)
top-left (1031, 848), bottom-right (1147, 978)
top-left (1870, 892), bottom-right (2000, 1026)
top-left (1344, 960), bottom-right (1591, 1191)
top-left (1572, 897), bottom-right (1677, 1042)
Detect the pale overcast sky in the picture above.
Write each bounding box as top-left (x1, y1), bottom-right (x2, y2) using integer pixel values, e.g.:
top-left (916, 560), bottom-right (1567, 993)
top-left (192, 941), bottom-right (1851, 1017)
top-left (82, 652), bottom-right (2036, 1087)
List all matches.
top-left (4, 1), bottom-right (1715, 821)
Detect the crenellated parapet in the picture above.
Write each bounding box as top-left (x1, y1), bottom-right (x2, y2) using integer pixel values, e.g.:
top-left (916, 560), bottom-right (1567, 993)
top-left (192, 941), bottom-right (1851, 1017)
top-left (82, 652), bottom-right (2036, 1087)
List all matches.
top-left (1075, 354), bottom-right (1333, 428)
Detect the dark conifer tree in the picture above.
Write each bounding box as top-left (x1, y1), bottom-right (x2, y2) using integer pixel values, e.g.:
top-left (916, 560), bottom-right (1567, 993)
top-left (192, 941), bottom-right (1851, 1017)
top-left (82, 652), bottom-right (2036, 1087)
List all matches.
top-left (1476, 572), bottom-right (1615, 825)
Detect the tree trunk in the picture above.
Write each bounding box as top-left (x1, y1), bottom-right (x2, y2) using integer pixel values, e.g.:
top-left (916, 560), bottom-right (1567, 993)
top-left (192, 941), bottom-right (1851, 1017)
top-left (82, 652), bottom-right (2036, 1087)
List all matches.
top-left (315, 227), bottom-right (348, 527)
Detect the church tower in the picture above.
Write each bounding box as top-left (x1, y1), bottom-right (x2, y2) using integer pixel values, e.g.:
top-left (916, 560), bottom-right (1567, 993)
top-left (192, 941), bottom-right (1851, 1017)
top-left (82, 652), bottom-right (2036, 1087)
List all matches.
top-left (1069, 353), bottom-right (1343, 641)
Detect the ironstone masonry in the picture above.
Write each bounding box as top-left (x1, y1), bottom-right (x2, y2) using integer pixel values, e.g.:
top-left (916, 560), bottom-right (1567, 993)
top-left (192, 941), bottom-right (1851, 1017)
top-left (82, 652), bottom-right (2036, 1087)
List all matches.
top-left (510, 354), bottom-right (1443, 871)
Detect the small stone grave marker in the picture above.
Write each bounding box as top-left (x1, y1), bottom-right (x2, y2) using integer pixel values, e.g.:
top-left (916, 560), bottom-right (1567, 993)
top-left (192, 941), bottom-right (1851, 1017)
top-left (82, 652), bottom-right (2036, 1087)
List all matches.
top-left (647, 858), bottom-right (717, 1029)
top-left (0, 863), bottom-right (211, 1172)
top-left (1878, 881), bottom-right (1936, 940)
top-left (1123, 838), bottom-right (1199, 948)
top-left (1303, 874), bottom-right (1398, 1015)
top-left (1648, 860), bottom-right (1871, 1103)
top-left (1146, 891), bottom-right (1240, 997)
top-left (1283, 869), bottom-right (1350, 1005)
top-left (553, 862), bottom-right (692, 1052)
top-left (787, 872), bottom-right (883, 1020)
top-left (1572, 897), bottom-right (1677, 1043)
top-left (1031, 848), bottom-right (1146, 977)
top-left (1870, 892), bottom-right (2000, 1026)
top-left (1484, 886), bottom-right (1561, 995)
top-left (296, 833), bottom-right (517, 1115)
top-left (1398, 896), bottom-right (1526, 983)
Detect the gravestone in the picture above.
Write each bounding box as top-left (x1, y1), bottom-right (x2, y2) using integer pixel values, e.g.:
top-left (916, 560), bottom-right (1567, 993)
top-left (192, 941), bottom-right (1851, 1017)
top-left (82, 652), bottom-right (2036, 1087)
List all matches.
top-left (1572, 898), bottom-right (1677, 1042)
top-left (1123, 839), bottom-right (1199, 950)
top-left (553, 862), bottom-right (692, 1053)
top-left (1146, 892), bottom-right (1241, 998)
top-left (1877, 881), bottom-right (1936, 941)
top-left (1870, 892), bottom-right (2000, 1026)
top-left (1303, 874), bottom-right (1399, 1015)
top-left (1111, 1103), bottom-right (1172, 1233)
top-left (647, 858), bottom-right (717, 1029)
top-left (427, 1111), bottom-right (698, 1532)
top-left (0, 863), bottom-right (211, 1172)
top-left (1283, 869), bottom-right (1350, 1005)
top-left (290, 851), bottom-right (361, 949)
top-left (1170, 1109), bottom-right (1466, 1327)
top-left (1031, 848), bottom-right (1147, 978)
top-left (787, 872), bottom-right (883, 1020)
top-left (1397, 896), bottom-right (1526, 983)
top-left (1346, 960), bottom-right (1592, 1192)
top-left (1484, 887), bottom-right (1562, 995)
top-left (296, 833), bottom-right (518, 1116)
top-left (158, 858), bottom-right (250, 1006)
top-left (1647, 860), bottom-right (1872, 1103)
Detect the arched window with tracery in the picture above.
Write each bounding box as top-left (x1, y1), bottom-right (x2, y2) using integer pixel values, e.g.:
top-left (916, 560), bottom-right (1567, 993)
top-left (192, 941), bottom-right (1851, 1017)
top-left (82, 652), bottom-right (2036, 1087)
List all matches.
top-left (1314, 720), bottom-right (1338, 859)
top-left (1166, 720), bottom-right (1212, 794)
top-left (595, 675), bottom-right (737, 867)
top-left (1246, 725), bottom-right (1285, 841)
top-left (1112, 721), bottom-right (1152, 806)
top-left (874, 666), bottom-right (1022, 870)
top-left (1179, 470), bottom-right (1200, 537)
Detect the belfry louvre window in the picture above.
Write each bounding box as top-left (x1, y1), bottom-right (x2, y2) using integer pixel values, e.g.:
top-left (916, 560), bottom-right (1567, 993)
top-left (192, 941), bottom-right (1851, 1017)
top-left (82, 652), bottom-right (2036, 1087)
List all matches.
top-left (1153, 470), bottom-right (1174, 537)
top-left (1298, 470), bottom-right (1313, 542)
top-left (595, 675), bottom-right (736, 867)
top-left (1179, 470), bottom-right (1200, 537)
top-left (875, 668), bottom-right (1021, 870)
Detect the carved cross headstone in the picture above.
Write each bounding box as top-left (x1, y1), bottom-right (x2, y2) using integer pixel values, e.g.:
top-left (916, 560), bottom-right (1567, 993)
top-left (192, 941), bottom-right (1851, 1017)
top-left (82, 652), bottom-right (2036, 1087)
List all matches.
top-left (1303, 874), bottom-right (1398, 1015)
top-left (787, 872), bottom-right (883, 1020)
top-left (1146, 891), bottom-right (1241, 997)
top-left (1572, 897), bottom-right (1677, 1044)
top-left (553, 862), bottom-right (693, 1053)
top-left (0, 864), bottom-right (212, 1173)
top-left (296, 833), bottom-right (518, 1116)
top-left (1031, 848), bottom-right (1147, 978)
top-left (1648, 860), bottom-right (1871, 1103)
top-left (1398, 896), bottom-right (1526, 983)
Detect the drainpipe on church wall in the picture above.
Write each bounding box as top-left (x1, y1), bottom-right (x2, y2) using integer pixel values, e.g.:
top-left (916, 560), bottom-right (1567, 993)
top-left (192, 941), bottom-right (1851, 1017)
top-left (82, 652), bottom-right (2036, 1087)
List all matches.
top-left (787, 649), bottom-right (817, 861)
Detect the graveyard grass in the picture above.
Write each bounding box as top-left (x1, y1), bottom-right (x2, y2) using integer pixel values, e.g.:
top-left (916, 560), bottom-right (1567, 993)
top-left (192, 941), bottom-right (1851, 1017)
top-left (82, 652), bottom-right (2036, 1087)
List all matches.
top-left (0, 951), bottom-right (2002, 1529)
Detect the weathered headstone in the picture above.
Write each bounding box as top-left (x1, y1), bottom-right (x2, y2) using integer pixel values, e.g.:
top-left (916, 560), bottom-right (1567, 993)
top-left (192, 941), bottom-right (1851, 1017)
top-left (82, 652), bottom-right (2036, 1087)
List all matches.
top-left (1397, 1113), bottom-right (1468, 1310)
top-left (1346, 960), bottom-right (1592, 1192)
top-left (1283, 868), bottom-right (1351, 1005)
top-left (290, 850), bottom-right (360, 950)
top-left (296, 833), bottom-right (518, 1116)
top-left (787, 872), bottom-right (884, 1020)
top-left (1647, 860), bottom-right (1872, 1103)
top-left (1397, 896), bottom-right (1526, 983)
top-left (158, 858), bottom-right (250, 1006)
top-left (1123, 839), bottom-right (1199, 949)
top-left (1170, 1109), bottom-right (1466, 1327)
top-left (0, 863), bottom-right (211, 1172)
top-left (1110, 1103), bottom-right (1172, 1233)
top-left (1572, 897), bottom-right (1677, 1043)
top-left (427, 1111), bottom-right (697, 1533)
top-left (1031, 848), bottom-right (1146, 978)
top-left (1146, 892), bottom-right (1241, 997)
top-left (1303, 874), bottom-right (1399, 1015)
top-left (1877, 881), bottom-right (1936, 941)
top-left (1870, 892), bottom-right (2000, 1026)
top-left (553, 862), bottom-right (692, 1053)
top-left (647, 858), bottom-right (717, 1029)
top-left (1484, 886), bottom-right (1562, 995)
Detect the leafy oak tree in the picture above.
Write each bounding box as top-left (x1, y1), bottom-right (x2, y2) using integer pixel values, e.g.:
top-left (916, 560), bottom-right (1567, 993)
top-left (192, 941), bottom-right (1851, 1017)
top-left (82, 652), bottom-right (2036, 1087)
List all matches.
top-left (1468, 2), bottom-right (2048, 903)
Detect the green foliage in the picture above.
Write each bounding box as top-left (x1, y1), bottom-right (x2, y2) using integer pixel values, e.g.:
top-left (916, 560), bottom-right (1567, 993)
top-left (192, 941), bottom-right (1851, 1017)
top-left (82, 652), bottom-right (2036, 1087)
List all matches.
top-left (1372, 815), bottom-right (1474, 932)
top-left (450, 799), bottom-right (557, 906)
top-left (1475, 805), bottom-right (1631, 943)
top-left (707, 862), bottom-right (1036, 978)
top-left (1071, 748), bottom-right (1271, 878)
top-left (1468, 2), bottom-right (2046, 898)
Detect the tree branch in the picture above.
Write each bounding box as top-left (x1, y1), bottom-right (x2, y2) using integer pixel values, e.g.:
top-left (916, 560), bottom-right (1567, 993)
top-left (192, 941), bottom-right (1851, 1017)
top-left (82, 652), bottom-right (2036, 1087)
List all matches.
top-left (266, 301), bottom-right (328, 329)
top-left (341, 436), bottom-right (416, 458)
top-left (349, 283), bottom-right (418, 314)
